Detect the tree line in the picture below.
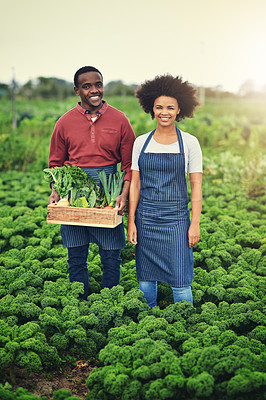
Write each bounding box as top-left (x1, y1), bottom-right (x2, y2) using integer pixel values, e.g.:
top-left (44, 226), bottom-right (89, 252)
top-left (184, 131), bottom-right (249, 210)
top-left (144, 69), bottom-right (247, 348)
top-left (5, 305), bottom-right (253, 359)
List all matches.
top-left (1, 77), bottom-right (265, 100)
top-left (0, 77), bottom-right (137, 99)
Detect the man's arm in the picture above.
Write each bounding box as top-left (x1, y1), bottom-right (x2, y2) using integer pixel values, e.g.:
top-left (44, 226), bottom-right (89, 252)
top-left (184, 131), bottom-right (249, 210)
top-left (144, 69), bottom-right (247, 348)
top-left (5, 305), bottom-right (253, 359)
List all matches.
top-left (48, 122), bottom-right (67, 204)
top-left (119, 118), bottom-right (136, 182)
top-left (116, 117), bottom-right (136, 214)
top-left (48, 122), bottom-right (67, 168)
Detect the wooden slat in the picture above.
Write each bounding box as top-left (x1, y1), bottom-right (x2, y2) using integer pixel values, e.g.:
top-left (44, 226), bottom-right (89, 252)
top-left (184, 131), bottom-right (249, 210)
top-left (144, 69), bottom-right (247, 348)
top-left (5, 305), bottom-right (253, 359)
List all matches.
top-left (47, 204), bottom-right (122, 228)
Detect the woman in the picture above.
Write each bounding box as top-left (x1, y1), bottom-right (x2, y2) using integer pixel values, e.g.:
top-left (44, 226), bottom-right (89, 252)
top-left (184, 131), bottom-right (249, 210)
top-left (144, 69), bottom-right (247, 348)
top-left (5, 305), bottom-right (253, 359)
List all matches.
top-left (127, 74), bottom-right (202, 308)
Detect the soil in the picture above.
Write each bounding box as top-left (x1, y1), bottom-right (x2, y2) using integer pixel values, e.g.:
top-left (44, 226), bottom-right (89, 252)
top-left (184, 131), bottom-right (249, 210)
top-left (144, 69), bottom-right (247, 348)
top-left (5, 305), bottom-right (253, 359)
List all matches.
top-left (3, 360), bottom-right (97, 399)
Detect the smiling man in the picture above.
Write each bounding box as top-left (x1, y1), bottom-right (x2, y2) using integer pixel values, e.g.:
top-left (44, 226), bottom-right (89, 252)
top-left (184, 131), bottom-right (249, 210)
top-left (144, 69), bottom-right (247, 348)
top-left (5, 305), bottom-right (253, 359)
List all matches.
top-left (75, 70), bottom-right (104, 111)
top-left (48, 66), bottom-right (135, 299)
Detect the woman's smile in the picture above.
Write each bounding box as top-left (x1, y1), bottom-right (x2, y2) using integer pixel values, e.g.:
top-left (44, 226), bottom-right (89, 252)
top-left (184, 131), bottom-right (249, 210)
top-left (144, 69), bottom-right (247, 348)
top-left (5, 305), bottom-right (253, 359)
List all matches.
top-left (160, 116), bottom-right (171, 122)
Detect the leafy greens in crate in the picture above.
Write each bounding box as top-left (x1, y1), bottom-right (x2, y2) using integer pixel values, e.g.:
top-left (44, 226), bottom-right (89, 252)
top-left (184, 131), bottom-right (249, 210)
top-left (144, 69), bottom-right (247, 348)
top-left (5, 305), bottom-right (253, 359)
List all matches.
top-left (43, 165), bottom-right (125, 208)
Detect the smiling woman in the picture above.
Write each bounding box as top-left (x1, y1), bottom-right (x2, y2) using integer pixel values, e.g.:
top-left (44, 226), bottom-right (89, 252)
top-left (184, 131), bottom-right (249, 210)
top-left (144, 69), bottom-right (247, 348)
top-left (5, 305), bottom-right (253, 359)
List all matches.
top-left (127, 74), bottom-right (202, 308)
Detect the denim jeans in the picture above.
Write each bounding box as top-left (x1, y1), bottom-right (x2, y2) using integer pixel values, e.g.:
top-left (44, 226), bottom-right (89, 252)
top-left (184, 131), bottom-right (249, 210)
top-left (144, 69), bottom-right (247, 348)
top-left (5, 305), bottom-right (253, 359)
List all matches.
top-left (67, 244), bottom-right (121, 300)
top-left (139, 281), bottom-right (193, 308)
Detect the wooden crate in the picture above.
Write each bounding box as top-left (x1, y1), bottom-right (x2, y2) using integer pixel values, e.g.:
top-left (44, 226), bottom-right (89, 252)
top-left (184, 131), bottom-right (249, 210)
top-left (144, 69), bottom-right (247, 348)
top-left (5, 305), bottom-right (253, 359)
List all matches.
top-left (47, 204), bottom-right (122, 228)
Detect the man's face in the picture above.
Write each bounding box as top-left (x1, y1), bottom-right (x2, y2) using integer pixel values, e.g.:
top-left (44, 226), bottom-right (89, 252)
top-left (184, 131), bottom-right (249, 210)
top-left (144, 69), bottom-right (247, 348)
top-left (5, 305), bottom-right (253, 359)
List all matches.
top-left (74, 71), bottom-right (103, 112)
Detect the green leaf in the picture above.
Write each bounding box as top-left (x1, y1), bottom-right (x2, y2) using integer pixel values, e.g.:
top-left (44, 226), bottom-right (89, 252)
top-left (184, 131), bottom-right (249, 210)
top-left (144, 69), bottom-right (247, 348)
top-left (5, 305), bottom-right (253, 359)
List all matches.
top-left (88, 190), bottom-right (97, 208)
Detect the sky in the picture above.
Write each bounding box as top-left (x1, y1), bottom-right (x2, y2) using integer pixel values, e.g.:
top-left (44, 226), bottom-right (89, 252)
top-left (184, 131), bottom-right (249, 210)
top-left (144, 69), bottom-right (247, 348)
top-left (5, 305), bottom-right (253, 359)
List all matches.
top-left (1, 0), bottom-right (266, 93)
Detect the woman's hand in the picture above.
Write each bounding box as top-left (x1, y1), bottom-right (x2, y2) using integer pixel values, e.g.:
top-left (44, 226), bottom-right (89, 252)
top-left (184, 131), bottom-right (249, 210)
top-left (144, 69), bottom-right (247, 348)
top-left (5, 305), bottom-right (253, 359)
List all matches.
top-left (188, 222), bottom-right (200, 248)
top-left (127, 220), bottom-right (138, 245)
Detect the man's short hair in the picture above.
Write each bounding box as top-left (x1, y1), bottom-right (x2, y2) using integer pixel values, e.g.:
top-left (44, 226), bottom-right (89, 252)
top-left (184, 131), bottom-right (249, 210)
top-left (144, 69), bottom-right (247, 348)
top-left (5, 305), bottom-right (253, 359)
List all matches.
top-left (74, 66), bottom-right (103, 87)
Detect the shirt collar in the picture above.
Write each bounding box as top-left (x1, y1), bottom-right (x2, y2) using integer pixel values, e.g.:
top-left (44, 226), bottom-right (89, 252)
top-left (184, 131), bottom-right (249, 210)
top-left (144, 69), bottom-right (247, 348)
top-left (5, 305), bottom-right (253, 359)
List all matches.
top-left (76, 100), bottom-right (108, 116)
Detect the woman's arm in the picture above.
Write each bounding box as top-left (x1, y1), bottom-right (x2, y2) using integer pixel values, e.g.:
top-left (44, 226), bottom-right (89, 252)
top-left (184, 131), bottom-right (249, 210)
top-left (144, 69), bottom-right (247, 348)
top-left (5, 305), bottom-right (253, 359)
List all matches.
top-left (127, 170), bottom-right (140, 245)
top-left (188, 172), bottom-right (202, 247)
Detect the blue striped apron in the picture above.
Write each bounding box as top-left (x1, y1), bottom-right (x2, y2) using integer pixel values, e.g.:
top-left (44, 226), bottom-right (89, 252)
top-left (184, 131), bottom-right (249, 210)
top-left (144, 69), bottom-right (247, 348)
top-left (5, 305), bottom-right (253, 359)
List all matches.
top-left (60, 164), bottom-right (125, 249)
top-left (135, 127), bottom-right (193, 287)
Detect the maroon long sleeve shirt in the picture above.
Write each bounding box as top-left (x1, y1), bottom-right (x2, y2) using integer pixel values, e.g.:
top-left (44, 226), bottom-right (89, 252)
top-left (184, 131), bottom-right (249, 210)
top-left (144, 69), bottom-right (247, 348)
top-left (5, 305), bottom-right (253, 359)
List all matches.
top-left (49, 101), bottom-right (135, 181)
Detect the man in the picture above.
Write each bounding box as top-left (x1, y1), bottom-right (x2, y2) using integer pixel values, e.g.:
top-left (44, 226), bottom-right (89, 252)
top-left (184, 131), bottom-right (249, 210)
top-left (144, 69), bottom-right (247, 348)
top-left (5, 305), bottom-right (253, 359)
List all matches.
top-left (48, 66), bottom-right (135, 299)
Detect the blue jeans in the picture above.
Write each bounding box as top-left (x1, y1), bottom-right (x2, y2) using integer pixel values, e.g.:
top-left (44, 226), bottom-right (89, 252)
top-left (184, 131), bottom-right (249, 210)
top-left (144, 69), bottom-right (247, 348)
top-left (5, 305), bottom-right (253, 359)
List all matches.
top-left (67, 244), bottom-right (121, 300)
top-left (139, 281), bottom-right (193, 308)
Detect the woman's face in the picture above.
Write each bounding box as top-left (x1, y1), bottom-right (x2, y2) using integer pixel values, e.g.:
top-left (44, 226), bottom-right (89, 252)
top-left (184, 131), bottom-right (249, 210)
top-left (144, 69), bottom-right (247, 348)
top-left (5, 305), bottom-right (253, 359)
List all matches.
top-left (153, 96), bottom-right (180, 127)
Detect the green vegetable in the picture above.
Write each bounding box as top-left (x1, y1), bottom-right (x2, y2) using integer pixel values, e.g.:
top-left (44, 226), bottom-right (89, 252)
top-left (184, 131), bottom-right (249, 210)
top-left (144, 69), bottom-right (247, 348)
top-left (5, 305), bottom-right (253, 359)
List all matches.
top-left (0, 320), bottom-right (60, 383)
top-left (75, 196), bottom-right (89, 208)
top-left (43, 165), bottom-right (88, 199)
top-left (43, 166), bottom-right (107, 207)
top-left (1, 160), bottom-right (265, 396)
top-left (88, 190), bottom-right (97, 208)
top-left (57, 197), bottom-right (70, 207)
top-left (97, 169), bottom-right (125, 207)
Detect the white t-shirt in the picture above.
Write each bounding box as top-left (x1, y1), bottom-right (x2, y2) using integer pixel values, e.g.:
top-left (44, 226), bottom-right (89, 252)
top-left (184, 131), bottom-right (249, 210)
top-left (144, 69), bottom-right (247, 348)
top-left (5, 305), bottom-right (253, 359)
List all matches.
top-left (131, 130), bottom-right (202, 175)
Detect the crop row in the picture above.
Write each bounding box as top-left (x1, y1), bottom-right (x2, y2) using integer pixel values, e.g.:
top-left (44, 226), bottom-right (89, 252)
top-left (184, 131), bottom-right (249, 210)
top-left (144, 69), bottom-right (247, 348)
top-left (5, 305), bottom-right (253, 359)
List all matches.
top-left (0, 165), bottom-right (265, 399)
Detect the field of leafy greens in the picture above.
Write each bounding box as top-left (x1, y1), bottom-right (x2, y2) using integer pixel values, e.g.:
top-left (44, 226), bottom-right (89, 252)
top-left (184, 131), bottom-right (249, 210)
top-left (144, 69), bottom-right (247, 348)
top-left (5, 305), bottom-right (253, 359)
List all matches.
top-left (0, 95), bottom-right (265, 399)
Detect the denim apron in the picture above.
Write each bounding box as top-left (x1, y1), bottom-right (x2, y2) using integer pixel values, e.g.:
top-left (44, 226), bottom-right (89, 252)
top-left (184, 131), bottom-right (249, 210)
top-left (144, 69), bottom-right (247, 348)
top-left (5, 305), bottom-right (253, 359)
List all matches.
top-left (135, 127), bottom-right (193, 287)
top-left (61, 164), bottom-right (125, 250)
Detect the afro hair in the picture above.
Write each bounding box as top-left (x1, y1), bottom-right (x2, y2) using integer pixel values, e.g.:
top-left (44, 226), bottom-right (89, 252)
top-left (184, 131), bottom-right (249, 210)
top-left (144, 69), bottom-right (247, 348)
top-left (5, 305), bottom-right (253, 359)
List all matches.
top-left (135, 74), bottom-right (199, 122)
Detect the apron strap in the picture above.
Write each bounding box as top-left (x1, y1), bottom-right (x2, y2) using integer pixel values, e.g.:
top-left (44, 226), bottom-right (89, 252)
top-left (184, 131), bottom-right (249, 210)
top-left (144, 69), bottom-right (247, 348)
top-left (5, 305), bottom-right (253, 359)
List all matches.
top-left (140, 130), bottom-right (156, 154)
top-left (141, 127), bottom-right (185, 154)
top-left (176, 127), bottom-right (185, 154)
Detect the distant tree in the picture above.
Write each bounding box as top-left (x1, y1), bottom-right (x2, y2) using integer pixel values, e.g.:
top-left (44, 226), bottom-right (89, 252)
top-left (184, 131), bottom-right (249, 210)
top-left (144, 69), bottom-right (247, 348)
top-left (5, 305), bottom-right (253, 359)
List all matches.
top-left (14, 78), bottom-right (137, 99)
top-left (18, 77), bottom-right (74, 99)
top-left (104, 80), bottom-right (135, 96)
top-left (0, 83), bottom-right (9, 97)
top-left (20, 80), bottom-right (34, 99)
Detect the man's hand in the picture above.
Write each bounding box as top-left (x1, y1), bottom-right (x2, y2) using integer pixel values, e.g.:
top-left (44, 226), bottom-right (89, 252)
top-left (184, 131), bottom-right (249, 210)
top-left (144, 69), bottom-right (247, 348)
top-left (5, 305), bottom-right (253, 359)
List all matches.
top-left (49, 190), bottom-right (60, 205)
top-left (115, 180), bottom-right (130, 215)
top-left (115, 194), bottom-right (127, 215)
